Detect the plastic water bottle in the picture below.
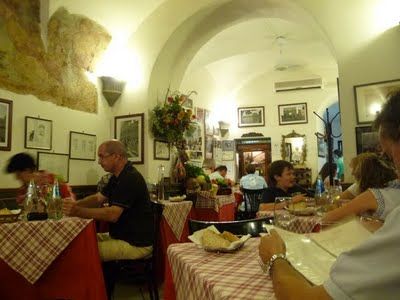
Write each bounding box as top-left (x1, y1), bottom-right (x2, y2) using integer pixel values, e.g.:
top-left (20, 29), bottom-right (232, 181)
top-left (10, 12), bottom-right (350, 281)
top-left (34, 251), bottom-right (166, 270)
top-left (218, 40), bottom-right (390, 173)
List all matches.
top-left (315, 175), bottom-right (324, 205)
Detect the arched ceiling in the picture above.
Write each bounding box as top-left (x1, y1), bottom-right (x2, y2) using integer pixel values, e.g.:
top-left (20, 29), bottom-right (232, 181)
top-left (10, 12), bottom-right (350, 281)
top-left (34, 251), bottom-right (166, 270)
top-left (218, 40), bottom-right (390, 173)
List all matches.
top-left (143, 0), bottom-right (338, 103)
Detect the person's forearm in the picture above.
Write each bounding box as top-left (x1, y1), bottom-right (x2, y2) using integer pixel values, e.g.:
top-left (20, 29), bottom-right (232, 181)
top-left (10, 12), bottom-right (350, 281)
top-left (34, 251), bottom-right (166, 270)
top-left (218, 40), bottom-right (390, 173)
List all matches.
top-left (322, 190), bottom-right (377, 225)
top-left (259, 202), bottom-right (285, 211)
top-left (272, 259), bottom-right (331, 300)
top-left (76, 194), bottom-right (102, 208)
top-left (72, 206), bottom-right (119, 222)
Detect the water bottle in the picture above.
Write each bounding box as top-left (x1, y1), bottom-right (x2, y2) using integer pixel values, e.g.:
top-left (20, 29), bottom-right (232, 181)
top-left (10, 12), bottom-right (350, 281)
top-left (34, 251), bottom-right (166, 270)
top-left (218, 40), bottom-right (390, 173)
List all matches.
top-left (315, 175), bottom-right (324, 206)
top-left (48, 179), bottom-right (62, 219)
top-left (23, 179), bottom-right (35, 220)
top-left (157, 164), bottom-right (165, 201)
top-left (26, 180), bottom-right (48, 221)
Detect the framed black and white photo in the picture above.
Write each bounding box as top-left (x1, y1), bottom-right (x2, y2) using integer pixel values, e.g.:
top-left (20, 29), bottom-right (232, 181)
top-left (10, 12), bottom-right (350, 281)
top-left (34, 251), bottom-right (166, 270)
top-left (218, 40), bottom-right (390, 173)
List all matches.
top-left (222, 140), bottom-right (235, 161)
top-left (182, 97), bottom-right (194, 110)
top-left (25, 116), bottom-right (52, 150)
top-left (204, 136), bottom-right (213, 159)
top-left (317, 137), bottom-right (326, 158)
top-left (278, 103), bottom-right (308, 125)
top-left (204, 109), bottom-right (213, 135)
top-left (154, 139), bottom-right (170, 160)
top-left (114, 113), bottom-right (144, 164)
top-left (37, 152), bottom-right (69, 182)
top-left (0, 98), bottom-right (12, 151)
top-left (354, 79), bottom-right (400, 124)
top-left (238, 106), bottom-right (265, 128)
top-left (355, 126), bottom-right (381, 154)
top-left (69, 131), bottom-right (97, 160)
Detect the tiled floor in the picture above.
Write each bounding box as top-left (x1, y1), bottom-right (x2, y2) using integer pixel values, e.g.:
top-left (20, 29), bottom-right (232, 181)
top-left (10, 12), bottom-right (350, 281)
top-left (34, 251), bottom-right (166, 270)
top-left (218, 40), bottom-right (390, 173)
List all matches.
top-left (113, 281), bottom-right (164, 300)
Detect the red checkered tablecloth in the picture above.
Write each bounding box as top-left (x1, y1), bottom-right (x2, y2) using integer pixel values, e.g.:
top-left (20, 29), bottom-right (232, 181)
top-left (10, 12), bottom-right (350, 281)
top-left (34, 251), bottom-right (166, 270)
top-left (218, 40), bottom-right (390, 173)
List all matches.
top-left (0, 217), bottom-right (91, 284)
top-left (196, 191), bottom-right (235, 212)
top-left (168, 238), bottom-right (276, 300)
top-left (257, 210), bottom-right (321, 233)
top-left (159, 200), bottom-right (193, 240)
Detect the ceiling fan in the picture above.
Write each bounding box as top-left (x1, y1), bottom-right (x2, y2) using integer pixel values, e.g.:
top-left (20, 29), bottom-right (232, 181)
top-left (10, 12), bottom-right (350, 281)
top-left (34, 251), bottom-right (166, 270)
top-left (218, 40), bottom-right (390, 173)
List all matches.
top-left (273, 36), bottom-right (302, 72)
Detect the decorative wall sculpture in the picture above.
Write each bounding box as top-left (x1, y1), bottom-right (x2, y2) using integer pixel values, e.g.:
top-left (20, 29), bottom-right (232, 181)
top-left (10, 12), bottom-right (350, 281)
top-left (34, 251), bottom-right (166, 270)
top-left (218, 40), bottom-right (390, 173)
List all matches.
top-left (0, 1), bottom-right (111, 113)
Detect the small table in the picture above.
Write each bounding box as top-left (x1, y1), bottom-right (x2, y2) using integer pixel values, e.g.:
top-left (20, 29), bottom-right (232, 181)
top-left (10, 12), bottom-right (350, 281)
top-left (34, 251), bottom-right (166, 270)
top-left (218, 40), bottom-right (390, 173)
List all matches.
top-left (165, 238), bottom-right (276, 300)
top-left (0, 218), bottom-right (106, 300)
top-left (257, 210), bottom-right (321, 233)
top-left (194, 191), bottom-right (235, 221)
top-left (157, 200), bottom-right (193, 282)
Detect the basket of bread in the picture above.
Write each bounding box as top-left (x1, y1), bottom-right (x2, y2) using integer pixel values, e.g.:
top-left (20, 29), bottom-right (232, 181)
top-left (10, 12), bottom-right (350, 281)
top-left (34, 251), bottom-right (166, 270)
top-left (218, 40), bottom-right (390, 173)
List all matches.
top-left (189, 226), bottom-right (251, 252)
top-left (287, 202), bottom-right (316, 216)
top-left (0, 208), bottom-right (21, 223)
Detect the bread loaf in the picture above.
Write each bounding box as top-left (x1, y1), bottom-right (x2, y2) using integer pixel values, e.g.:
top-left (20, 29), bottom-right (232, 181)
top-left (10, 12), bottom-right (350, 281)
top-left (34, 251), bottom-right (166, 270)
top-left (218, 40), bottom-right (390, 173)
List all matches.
top-left (221, 231), bottom-right (240, 242)
top-left (202, 230), bottom-right (231, 249)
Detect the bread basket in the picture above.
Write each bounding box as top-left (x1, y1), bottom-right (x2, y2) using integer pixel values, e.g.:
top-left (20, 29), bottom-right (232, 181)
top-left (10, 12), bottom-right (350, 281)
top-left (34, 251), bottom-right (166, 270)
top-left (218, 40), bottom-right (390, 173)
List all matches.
top-left (0, 209), bottom-right (21, 223)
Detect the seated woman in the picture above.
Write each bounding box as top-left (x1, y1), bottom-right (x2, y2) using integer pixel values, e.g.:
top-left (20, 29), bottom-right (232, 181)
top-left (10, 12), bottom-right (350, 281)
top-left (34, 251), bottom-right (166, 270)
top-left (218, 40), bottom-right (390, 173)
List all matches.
top-left (322, 153), bottom-right (398, 230)
top-left (259, 160), bottom-right (312, 211)
top-left (340, 152), bottom-right (396, 199)
top-left (314, 162), bottom-right (337, 190)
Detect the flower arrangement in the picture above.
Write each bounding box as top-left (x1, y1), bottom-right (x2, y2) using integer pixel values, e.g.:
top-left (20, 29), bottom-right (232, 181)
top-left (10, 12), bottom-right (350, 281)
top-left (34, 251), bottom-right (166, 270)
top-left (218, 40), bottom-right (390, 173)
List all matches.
top-left (151, 91), bottom-right (196, 147)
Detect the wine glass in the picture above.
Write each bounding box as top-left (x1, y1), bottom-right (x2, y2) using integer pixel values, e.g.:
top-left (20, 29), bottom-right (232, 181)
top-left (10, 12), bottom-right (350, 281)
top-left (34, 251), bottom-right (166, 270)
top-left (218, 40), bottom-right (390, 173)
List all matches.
top-left (274, 197), bottom-right (294, 229)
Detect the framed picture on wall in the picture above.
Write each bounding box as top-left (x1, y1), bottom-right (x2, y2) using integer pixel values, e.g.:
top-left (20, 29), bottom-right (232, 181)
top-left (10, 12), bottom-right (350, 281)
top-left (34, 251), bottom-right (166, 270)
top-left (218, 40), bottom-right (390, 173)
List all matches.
top-left (317, 137), bottom-right (326, 158)
top-left (237, 106), bottom-right (265, 127)
top-left (37, 152), bottom-right (69, 182)
top-left (69, 131), bottom-right (97, 161)
top-left (153, 139), bottom-right (170, 160)
top-left (114, 113), bottom-right (144, 164)
top-left (278, 103), bottom-right (308, 125)
top-left (25, 116), bottom-right (52, 150)
top-left (354, 78), bottom-right (400, 124)
top-left (0, 98), bottom-right (13, 151)
top-left (355, 126), bottom-right (381, 154)
top-left (204, 109), bottom-right (213, 135)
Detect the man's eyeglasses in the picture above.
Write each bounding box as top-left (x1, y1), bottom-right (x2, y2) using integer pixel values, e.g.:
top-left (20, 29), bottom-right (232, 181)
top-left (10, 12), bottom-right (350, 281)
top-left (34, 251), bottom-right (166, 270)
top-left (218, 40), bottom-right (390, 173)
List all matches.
top-left (98, 153), bottom-right (114, 161)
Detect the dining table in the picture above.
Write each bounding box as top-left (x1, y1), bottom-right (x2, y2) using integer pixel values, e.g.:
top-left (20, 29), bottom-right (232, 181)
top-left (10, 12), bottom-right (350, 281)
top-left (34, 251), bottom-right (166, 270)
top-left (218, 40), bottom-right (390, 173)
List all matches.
top-left (0, 217), bottom-right (107, 300)
top-left (157, 199), bottom-right (194, 282)
top-left (194, 191), bottom-right (235, 221)
top-left (164, 237), bottom-right (276, 300)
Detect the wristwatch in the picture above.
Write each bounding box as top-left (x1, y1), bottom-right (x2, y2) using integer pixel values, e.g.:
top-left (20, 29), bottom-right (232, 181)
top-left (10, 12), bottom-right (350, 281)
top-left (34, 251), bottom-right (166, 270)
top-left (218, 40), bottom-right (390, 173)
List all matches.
top-left (259, 253), bottom-right (287, 276)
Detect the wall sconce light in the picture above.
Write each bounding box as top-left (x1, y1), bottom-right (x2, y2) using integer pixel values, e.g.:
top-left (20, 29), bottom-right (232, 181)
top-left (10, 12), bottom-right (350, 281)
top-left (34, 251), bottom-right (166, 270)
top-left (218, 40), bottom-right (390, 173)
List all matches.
top-left (218, 121), bottom-right (230, 137)
top-left (100, 76), bottom-right (126, 106)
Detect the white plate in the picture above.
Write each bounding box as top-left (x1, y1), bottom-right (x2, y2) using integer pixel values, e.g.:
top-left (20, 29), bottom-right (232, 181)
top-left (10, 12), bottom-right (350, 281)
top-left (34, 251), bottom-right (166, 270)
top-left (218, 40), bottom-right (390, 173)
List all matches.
top-left (169, 195), bottom-right (186, 202)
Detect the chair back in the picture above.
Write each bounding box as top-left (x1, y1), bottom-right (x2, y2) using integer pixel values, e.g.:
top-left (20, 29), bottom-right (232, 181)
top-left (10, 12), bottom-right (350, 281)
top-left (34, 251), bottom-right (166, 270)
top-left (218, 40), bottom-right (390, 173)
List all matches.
top-left (241, 188), bottom-right (265, 219)
top-left (189, 217), bottom-right (271, 237)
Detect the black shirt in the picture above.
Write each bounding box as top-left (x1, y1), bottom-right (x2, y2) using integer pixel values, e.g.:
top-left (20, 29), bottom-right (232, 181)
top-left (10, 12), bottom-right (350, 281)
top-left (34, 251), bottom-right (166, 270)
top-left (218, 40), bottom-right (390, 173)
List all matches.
top-left (261, 185), bottom-right (312, 204)
top-left (102, 163), bottom-right (154, 247)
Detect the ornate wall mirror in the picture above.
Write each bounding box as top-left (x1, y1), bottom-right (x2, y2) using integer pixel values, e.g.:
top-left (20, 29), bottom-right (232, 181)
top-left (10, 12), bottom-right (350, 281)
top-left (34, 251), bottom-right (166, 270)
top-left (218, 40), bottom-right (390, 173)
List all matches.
top-left (281, 130), bottom-right (307, 165)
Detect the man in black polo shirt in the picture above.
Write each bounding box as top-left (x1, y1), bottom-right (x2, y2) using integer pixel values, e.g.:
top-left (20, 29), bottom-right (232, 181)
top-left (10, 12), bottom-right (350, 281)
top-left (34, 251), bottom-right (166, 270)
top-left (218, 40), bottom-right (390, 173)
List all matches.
top-left (63, 140), bottom-right (154, 298)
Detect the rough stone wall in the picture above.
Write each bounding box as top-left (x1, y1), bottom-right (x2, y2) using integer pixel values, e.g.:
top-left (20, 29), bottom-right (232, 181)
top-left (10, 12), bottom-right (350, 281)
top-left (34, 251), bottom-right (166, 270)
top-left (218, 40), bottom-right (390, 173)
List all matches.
top-left (0, 0), bottom-right (111, 113)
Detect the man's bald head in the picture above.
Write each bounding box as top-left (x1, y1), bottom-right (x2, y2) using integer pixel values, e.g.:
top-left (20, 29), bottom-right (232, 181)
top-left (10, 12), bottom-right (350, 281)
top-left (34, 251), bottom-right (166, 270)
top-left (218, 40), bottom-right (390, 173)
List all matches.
top-left (100, 140), bottom-right (128, 159)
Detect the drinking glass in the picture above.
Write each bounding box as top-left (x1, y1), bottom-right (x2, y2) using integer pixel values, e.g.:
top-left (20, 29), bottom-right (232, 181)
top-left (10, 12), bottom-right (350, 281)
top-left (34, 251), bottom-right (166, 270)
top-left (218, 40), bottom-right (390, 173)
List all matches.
top-left (274, 197), bottom-right (294, 229)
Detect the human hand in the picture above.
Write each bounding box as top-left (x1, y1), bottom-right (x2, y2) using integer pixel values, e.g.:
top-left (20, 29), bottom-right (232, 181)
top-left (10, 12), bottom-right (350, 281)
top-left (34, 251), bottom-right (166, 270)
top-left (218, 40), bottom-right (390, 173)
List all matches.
top-left (259, 229), bottom-right (286, 264)
top-left (62, 197), bottom-right (78, 216)
top-left (292, 194), bottom-right (306, 203)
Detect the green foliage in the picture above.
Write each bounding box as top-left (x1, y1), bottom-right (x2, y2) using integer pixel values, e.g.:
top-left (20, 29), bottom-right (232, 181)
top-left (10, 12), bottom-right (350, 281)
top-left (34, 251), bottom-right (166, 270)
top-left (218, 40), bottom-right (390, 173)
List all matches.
top-left (150, 93), bottom-right (196, 145)
top-left (184, 163), bottom-right (210, 182)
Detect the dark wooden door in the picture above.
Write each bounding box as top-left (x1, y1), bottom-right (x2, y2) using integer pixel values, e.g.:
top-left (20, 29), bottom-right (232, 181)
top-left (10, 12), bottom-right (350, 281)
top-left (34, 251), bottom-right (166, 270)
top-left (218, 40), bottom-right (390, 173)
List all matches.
top-left (235, 138), bottom-right (272, 182)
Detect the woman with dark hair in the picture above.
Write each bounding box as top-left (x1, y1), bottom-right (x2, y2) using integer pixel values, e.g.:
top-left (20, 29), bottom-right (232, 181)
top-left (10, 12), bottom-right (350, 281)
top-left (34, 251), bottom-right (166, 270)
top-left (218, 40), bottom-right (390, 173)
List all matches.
top-left (259, 160), bottom-right (310, 211)
top-left (314, 162), bottom-right (337, 190)
top-left (5, 152), bottom-right (72, 205)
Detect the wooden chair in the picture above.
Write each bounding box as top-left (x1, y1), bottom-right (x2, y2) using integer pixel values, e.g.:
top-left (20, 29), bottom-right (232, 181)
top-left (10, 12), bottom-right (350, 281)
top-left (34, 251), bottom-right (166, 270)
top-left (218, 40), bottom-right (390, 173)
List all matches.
top-left (189, 217), bottom-right (272, 237)
top-left (237, 188), bottom-right (266, 220)
top-left (111, 200), bottom-right (163, 300)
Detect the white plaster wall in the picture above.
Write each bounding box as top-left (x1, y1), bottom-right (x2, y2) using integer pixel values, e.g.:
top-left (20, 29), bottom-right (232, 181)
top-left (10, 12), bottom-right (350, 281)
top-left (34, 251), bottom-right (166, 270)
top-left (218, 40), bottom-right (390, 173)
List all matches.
top-left (0, 85), bottom-right (112, 188)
